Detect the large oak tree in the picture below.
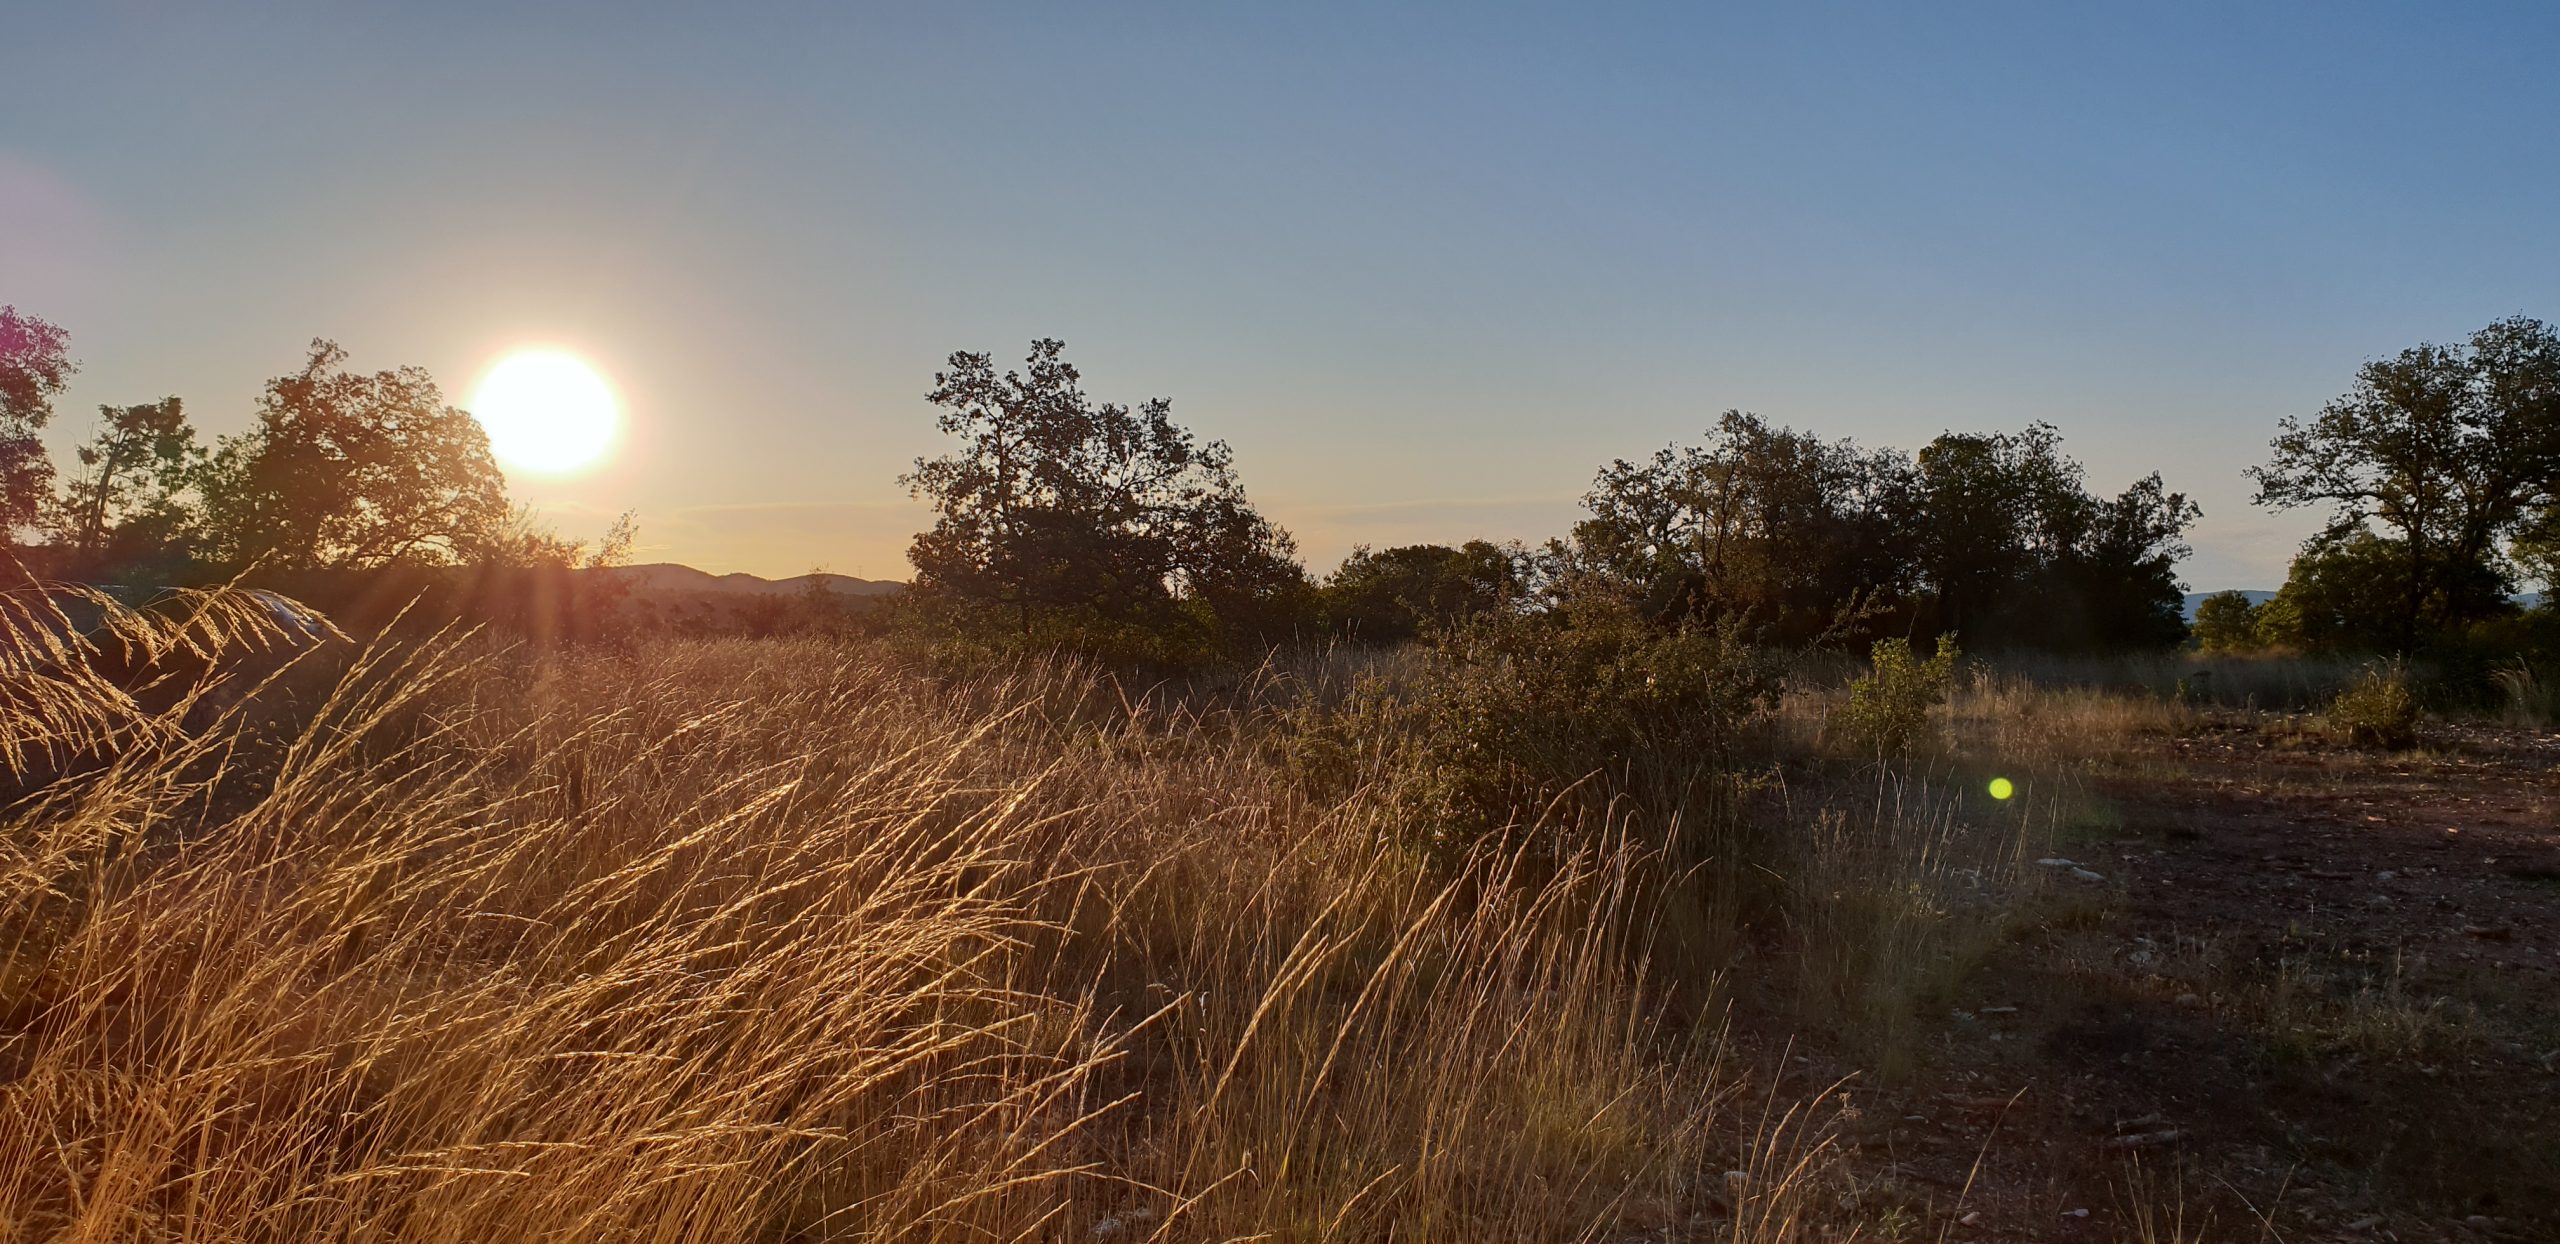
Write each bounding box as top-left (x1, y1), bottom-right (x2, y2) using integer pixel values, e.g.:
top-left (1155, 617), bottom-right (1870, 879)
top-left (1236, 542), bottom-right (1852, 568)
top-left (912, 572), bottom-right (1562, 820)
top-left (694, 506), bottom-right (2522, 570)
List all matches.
top-left (200, 340), bottom-right (506, 571)
top-left (2250, 316), bottom-right (2560, 650)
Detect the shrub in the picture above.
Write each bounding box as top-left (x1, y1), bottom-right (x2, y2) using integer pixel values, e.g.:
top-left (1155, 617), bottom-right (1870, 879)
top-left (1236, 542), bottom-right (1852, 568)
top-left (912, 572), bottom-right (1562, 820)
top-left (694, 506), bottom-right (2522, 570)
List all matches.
top-left (1287, 594), bottom-right (1782, 856)
top-left (2495, 661), bottom-right (2558, 729)
top-left (2328, 661), bottom-right (2420, 748)
top-left (1838, 636), bottom-right (1959, 757)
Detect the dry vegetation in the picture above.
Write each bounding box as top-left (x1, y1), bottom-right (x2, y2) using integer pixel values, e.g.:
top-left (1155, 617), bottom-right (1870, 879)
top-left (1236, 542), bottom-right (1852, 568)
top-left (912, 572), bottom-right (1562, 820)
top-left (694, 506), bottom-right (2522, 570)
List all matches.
top-left (0, 588), bottom-right (1977, 1242)
top-left (8, 589), bottom-right (2554, 1241)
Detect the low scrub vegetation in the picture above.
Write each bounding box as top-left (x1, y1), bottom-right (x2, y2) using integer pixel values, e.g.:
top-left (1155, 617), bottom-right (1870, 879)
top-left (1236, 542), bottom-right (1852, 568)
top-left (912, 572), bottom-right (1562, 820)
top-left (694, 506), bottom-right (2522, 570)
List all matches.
top-left (2328, 661), bottom-right (2421, 749)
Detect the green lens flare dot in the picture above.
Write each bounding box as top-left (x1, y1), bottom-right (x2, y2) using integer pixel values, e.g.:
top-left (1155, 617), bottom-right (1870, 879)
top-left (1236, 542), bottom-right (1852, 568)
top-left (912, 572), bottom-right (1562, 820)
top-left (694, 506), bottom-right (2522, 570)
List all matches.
top-left (1987, 777), bottom-right (2016, 800)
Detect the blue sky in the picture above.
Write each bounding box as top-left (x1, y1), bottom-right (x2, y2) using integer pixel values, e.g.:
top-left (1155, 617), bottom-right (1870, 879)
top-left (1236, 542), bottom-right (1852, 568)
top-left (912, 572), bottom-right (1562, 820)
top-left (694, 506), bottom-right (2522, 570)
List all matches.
top-left (7, 2), bottom-right (2557, 584)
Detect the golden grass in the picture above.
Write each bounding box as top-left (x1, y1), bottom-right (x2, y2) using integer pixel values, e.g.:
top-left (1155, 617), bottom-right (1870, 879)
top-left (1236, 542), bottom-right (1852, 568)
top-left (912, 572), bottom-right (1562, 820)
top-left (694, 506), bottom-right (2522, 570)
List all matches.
top-left (2, 590), bottom-right (1887, 1242)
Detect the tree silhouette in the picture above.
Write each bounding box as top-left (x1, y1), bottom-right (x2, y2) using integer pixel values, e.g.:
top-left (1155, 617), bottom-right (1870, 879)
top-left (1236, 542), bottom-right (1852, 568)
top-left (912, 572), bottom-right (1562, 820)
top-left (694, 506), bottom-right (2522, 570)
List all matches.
top-left (52, 397), bottom-right (205, 578)
top-left (1322, 541), bottom-right (1528, 643)
top-left (1575, 411), bottom-right (1918, 640)
top-left (0, 306), bottom-right (77, 549)
top-left (200, 340), bottom-right (506, 571)
top-left (2251, 316), bottom-right (2560, 650)
top-left (902, 339), bottom-right (1301, 639)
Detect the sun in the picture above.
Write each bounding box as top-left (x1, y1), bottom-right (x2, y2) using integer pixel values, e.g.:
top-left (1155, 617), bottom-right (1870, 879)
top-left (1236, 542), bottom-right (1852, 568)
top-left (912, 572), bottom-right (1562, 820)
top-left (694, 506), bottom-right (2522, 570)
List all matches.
top-left (469, 350), bottom-right (620, 474)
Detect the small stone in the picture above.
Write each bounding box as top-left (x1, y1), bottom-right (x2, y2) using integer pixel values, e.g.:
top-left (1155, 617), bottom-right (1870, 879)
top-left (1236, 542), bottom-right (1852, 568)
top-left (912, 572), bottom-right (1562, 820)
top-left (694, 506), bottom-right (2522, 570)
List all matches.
top-left (2062, 1206), bottom-right (2091, 1218)
top-left (2376, 870), bottom-right (2397, 881)
top-left (2070, 867), bottom-right (2106, 882)
top-left (2466, 1215), bottom-right (2495, 1231)
top-left (2173, 992), bottom-right (2203, 1007)
top-left (2037, 857), bottom-right (2079, 868)
top-left (1958, 1210), bottom-right (1983, 1226)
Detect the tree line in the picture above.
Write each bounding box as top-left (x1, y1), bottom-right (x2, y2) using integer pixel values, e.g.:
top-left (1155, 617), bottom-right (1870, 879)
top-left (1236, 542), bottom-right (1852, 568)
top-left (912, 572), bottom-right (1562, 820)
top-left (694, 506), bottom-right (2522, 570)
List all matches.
top-left (9, 301), bottom-right (2558, 665)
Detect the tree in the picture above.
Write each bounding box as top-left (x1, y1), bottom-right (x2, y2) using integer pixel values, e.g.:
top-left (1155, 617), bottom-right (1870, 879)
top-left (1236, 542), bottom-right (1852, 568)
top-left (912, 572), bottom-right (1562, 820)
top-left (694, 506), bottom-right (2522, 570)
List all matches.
top-left (200, 340), bottom-right (507, 571)
top-left (1321, 541), bottom-right (1529, 643)
top-left (901, 339), bottom-right (1303, 643)
top-left (51, 397), bottom-right (206, 579)
top-left (1913, 423), bottom-right (2196, 649)
top-left (2250, 317), bottom-right (2560, 651)
top-left (2190, 590), bottom-right (2262, 653)
top-left (1571, 411), bottom-right (1918, 642)
top-left (2265, 530), bottom-right (2512, 654)
top-left (0, 306), bottom-right (77, 548)
top-left (2050, 472), bottom-right (2201, 650)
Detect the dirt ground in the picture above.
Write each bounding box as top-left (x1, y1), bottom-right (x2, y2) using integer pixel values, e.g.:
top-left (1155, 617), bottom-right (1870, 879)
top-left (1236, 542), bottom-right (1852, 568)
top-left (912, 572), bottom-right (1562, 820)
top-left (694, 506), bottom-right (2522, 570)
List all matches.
top-left (1796, 717), bottom-right (2560, 1242)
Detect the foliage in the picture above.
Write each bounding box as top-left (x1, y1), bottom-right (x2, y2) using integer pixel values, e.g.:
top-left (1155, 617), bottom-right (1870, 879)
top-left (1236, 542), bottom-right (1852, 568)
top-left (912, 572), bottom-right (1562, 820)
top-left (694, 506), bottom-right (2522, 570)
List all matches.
top-left (2328, 660), bottom-right (2421, 748)
top-left (2269, 530), bottom-right (2514, 655)
top-left (2251, 316), bottom-right (2560, 651)
top-left (1319, 539), bottom-right (1530, 642)
top-left (2190, 590), bottom-right (2263, 652)
top-left (1838, 636), bottom-right (1960, 757)
top-left (48, 397), bottom-right (207, 581)
top-left (1572, 410), bottom-right (1918, 642)
top-left (1569, 412), bottom-right (2195, 652)
top-left (1290, 586), bottom-right (1783, 852)
top-left (0, 306), bottom-right (76, 547)
top-left (1911, 424), bottom-right (2196, 649)
top-left (901, 338), bottom-right (1306, 652)
top-left (198, 339), bottom-right (507, 571)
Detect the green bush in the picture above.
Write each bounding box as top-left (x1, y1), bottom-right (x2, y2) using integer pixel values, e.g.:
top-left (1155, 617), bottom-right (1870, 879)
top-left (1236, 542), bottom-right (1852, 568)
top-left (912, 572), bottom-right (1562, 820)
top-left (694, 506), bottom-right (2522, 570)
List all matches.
top-left (2328, 661), bottom-right (2420, 748)
top-left (1838, 636), bottom-right (1959, 756)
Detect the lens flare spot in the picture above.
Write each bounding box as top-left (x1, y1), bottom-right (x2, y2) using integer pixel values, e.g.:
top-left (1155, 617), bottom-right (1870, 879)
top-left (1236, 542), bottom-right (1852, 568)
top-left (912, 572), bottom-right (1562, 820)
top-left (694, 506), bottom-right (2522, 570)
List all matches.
top-left (1988, 776), bottom-right (2016, 800)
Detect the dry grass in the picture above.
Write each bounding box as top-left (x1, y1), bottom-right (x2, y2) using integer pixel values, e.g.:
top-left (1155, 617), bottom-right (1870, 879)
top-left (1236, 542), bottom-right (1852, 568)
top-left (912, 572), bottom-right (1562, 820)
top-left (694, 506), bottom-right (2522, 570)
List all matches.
top-left (2, 589), bottom-right (1902, 1242)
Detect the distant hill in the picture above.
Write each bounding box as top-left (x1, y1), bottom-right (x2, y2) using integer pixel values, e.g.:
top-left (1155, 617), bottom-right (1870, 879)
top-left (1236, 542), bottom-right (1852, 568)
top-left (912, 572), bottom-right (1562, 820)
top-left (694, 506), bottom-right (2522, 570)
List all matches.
top-left (2181, 590), bottom-right (2276, 620)
top-left (601, 563), bottom-right (904, 597)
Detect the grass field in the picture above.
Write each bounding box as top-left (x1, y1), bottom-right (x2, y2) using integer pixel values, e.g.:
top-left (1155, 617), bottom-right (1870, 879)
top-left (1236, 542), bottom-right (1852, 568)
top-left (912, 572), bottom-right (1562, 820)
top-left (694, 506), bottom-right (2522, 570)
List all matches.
top-left (6, 589), bottom-right (2554, 1241)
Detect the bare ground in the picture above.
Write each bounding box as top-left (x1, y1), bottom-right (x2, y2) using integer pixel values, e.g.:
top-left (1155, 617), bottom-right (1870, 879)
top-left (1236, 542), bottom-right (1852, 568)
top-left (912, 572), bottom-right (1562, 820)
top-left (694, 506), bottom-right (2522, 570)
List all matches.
top-left (1777, 718), bottom-right (2560, 1242)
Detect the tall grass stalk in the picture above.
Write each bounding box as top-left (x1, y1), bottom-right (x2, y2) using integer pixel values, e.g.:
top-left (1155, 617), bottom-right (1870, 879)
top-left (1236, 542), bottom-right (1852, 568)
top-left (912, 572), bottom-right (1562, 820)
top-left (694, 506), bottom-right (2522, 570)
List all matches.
top-left (3, 589), bottom-right (1857, 1241)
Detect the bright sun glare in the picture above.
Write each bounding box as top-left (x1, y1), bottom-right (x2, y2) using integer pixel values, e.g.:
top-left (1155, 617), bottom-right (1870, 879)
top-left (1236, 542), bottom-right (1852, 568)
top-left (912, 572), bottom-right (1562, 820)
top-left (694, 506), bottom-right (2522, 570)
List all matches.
top-left (470, 350), bottom-right (619, 474)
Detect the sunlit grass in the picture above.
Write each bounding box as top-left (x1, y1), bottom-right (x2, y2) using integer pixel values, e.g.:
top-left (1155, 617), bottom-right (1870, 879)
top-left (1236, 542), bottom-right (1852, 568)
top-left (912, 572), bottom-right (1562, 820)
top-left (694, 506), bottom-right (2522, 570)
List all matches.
top-left (3, 588), bottom-right (1891, 1241)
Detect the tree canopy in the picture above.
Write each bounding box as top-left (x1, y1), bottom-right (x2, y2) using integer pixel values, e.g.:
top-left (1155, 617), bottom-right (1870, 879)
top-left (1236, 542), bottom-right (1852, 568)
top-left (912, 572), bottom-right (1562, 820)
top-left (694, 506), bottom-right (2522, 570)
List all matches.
top-left (1566, 414), bottom-right (2196, 650)
top-left (1320, 541), bottom-right (1529, 643)
top-left (2251, 316), bottom-right (2560, 650)
top-left (902, 339), bottom-right (1304, 647)
top-left (51, 397), bottom-right (205, 581)
top-left (200, 340), bottom-right (507, 571)
top-left (0, 306), bottom-right (77, 548)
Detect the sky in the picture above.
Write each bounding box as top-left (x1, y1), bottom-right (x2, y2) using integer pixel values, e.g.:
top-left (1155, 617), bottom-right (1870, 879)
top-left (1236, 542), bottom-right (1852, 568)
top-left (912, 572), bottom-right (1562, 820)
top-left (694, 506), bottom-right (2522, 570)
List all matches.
top-left (7, 2), bottom-right (2559, 587)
